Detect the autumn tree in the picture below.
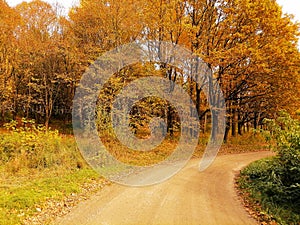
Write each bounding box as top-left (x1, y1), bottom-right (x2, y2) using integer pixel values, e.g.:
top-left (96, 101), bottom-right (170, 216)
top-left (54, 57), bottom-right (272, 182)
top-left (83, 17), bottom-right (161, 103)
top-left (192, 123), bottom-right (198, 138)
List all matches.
top-left (185, 0), bottom-right (300, 141)
top-left (0, 1), bottom-right (20, 121)
top-left (1, 0), bottom-right (299, 139)
top-left (141, 0), bottom-right (190, 136)
top-left (14, 0), bottom-right (78, 128)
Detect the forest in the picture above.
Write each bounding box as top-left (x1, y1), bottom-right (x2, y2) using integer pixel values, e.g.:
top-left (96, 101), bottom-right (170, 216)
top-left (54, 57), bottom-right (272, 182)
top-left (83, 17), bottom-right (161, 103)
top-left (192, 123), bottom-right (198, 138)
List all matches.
top-left (1, 0), bottom-right (300, 140)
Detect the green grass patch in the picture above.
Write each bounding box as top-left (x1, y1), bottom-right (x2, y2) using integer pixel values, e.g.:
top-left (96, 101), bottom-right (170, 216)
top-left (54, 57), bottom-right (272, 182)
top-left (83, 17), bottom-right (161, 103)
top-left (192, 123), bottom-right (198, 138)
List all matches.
top-left (0, 168), bottom-right (100, 225)
top-left (238, 157), bottom-right (300, 225)
top-left (0, 119), bottom-right (103, 224)
top-left (236, 113), bottom-right (300, 224)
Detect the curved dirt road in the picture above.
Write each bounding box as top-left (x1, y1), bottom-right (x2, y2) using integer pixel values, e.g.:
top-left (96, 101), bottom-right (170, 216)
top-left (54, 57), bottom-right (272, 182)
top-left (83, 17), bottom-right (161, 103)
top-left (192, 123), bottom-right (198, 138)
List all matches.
top-left (55, 151), bottom-right (273, 225)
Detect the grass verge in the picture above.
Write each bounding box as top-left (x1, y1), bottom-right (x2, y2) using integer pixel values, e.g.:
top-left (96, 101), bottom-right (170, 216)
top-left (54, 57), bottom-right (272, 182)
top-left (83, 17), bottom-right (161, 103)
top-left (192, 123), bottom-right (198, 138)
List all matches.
top-left (0, 119), bottom-right (106, 225)
top-left (0, 167), bottom-right (104, 225)
top-left (237, 157), bottom-right (300, 225)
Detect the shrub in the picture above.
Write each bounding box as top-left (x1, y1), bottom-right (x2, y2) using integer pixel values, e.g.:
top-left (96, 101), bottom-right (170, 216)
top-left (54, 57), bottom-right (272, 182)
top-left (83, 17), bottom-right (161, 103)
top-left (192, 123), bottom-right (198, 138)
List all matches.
top-left (263, 111), bottom-right (300, 193)
top-left (0, 118), bottom-right (85, 173)
top-left (239, 111), bottom-right (300, 224)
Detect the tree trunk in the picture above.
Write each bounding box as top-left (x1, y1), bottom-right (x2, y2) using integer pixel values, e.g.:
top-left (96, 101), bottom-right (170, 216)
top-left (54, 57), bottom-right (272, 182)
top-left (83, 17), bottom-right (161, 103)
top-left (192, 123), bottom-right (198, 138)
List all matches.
top-left (211, 110), bottom-right (219, 142)
top-left (224, 118), bottom-right (230, 143)
top-left (254, 111), bottom-right (258, 129)
top-left (238, 113), bottom-right (242, 135)
top-left (203, 113), bottom-right (207, 133)
top-left (238, 121), bottom-right (243, 135)
top-left (231, 107), bottom-right (236, 137)
top-left (167, 105), bottom-right (173, 137)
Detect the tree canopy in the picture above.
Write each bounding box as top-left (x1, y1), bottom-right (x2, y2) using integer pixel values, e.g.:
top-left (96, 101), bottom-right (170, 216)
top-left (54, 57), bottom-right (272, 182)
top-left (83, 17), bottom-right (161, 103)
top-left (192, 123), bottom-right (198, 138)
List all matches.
top-left (1, 0), bottom-right (300, 140)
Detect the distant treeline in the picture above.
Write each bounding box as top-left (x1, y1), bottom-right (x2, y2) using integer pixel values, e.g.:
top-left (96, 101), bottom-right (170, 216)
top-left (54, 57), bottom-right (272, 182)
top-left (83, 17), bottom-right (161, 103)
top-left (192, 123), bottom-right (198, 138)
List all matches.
top-left (1, 0), bottom-right (300, 141)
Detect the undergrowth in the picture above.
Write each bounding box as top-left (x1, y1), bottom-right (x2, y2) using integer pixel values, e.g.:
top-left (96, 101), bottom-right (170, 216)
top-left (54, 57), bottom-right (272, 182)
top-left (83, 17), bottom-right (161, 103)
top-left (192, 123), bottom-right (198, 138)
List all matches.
top-left (238, 112), bottom-right (300, 225)
top-left (0, 119), bottom-right (99, 225)
top-left (0, 119), bottom-right (85, 173)
top-left (0, 168), bottom-right (100, 225)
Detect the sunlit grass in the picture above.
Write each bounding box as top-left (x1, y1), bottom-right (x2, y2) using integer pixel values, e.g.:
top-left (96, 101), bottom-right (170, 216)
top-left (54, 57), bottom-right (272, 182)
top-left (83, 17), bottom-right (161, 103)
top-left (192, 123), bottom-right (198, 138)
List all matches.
top-left (0, 168), bottom-right (101, 225)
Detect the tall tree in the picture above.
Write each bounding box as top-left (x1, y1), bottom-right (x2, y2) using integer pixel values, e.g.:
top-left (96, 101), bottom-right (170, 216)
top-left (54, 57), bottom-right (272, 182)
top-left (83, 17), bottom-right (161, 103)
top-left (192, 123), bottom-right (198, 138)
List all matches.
top-left (185, 0), bottom-right (300, 140)
top-left (0, 1), bottom-right (20, 121)
top-left (15, 0), bottom-right (74, 128)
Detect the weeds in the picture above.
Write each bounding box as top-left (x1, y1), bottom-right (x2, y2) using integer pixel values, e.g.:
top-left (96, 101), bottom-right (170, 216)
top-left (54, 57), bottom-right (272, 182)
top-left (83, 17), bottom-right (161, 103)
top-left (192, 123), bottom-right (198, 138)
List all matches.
top-left (0, 119), bottom-right (96, 225)
top-left (0, 119), bottom-right (85, 173)
top-left (0, 168), bottom-right (101, 225)
top-left (238, 112), bottom-right (300, 225)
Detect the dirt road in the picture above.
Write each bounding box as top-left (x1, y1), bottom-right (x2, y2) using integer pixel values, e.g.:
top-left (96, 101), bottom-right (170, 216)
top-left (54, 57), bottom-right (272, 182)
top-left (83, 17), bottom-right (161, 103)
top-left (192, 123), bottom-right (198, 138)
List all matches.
top-left (54, 151), bottom-right (273, 225)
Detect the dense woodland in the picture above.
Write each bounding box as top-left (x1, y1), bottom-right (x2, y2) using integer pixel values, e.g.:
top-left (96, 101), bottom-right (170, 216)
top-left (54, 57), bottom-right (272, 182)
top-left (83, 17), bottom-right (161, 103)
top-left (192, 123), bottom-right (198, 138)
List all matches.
top-left (1, 0), bottom-right (300, 141)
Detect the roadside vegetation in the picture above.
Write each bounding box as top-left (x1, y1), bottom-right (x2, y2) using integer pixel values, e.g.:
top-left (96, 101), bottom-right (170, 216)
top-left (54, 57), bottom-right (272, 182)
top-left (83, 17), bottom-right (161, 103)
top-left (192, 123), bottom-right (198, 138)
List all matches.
top-left (238, 112), bottom-right (300, 225)
top-left (0, 119), bottom-right (103, 225)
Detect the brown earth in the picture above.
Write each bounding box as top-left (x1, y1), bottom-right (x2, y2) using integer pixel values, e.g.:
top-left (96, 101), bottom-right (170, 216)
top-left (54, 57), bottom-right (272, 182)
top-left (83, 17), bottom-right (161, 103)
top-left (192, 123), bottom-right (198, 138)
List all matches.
top-left (54, 151), bottom-right (274, 225)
